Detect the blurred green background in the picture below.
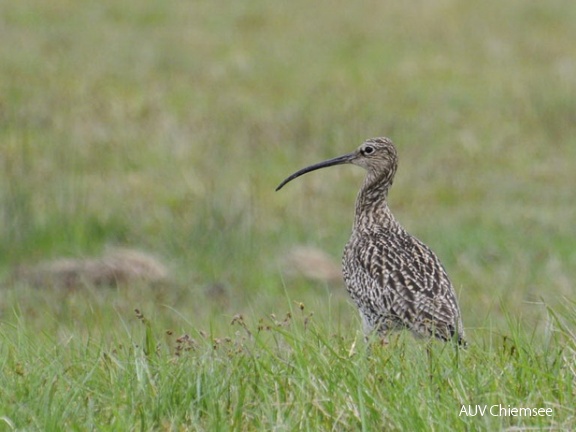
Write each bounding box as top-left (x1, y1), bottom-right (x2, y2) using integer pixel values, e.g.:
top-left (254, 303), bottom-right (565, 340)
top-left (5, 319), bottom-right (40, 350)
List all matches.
top-left (1, 0), bottom-right (575, 339)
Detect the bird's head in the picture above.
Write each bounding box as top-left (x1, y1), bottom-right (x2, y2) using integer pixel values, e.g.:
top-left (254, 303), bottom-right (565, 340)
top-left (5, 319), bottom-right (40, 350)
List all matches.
top-left (276, 137), bottom-right (398, 191)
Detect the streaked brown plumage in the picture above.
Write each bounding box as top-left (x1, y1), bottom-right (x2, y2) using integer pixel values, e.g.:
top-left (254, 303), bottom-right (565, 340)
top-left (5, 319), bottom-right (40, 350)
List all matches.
top-left (276, 137), bottom-right (465, 345)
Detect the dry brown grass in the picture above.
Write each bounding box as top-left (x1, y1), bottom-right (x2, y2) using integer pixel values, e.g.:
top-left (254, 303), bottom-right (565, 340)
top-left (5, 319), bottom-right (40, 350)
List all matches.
top-left (11, 247), bottom-right (169, 290)
top-left (282, 245), bottom-right (342, 285)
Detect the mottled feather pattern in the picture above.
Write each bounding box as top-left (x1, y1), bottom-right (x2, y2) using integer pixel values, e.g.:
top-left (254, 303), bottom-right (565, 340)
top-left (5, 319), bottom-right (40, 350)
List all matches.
top-left (344, 226), bottom-right (464, 343)
top-left (277, 137), bottom-right (465, 345)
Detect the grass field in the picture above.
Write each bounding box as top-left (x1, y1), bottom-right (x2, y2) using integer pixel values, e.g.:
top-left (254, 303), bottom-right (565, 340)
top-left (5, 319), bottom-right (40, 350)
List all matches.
top-left (1, 0), bottom-right (575, 430)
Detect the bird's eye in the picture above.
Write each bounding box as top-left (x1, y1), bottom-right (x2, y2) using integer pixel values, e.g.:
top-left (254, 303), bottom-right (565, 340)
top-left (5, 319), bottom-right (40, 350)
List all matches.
top-left (363, 146), bottom-right (374, 155)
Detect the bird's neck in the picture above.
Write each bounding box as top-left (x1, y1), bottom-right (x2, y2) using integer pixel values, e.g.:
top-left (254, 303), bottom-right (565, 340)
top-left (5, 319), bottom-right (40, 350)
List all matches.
top-left (353, 176), bottom-right (399, 231)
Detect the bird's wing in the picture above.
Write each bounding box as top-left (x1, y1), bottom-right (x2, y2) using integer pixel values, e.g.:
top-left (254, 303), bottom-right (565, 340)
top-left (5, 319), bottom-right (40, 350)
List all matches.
top-left (347, 230), bottom-right (463, 341)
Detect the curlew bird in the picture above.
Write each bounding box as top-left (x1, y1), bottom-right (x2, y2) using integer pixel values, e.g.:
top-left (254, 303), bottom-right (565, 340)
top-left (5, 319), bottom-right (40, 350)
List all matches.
top-left (276, 137), bottom-right (465, 345)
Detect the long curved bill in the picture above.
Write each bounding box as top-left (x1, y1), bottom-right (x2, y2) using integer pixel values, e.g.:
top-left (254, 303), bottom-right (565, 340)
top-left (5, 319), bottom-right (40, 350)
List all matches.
top-left (276, 152), bottom-right (356, 191)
